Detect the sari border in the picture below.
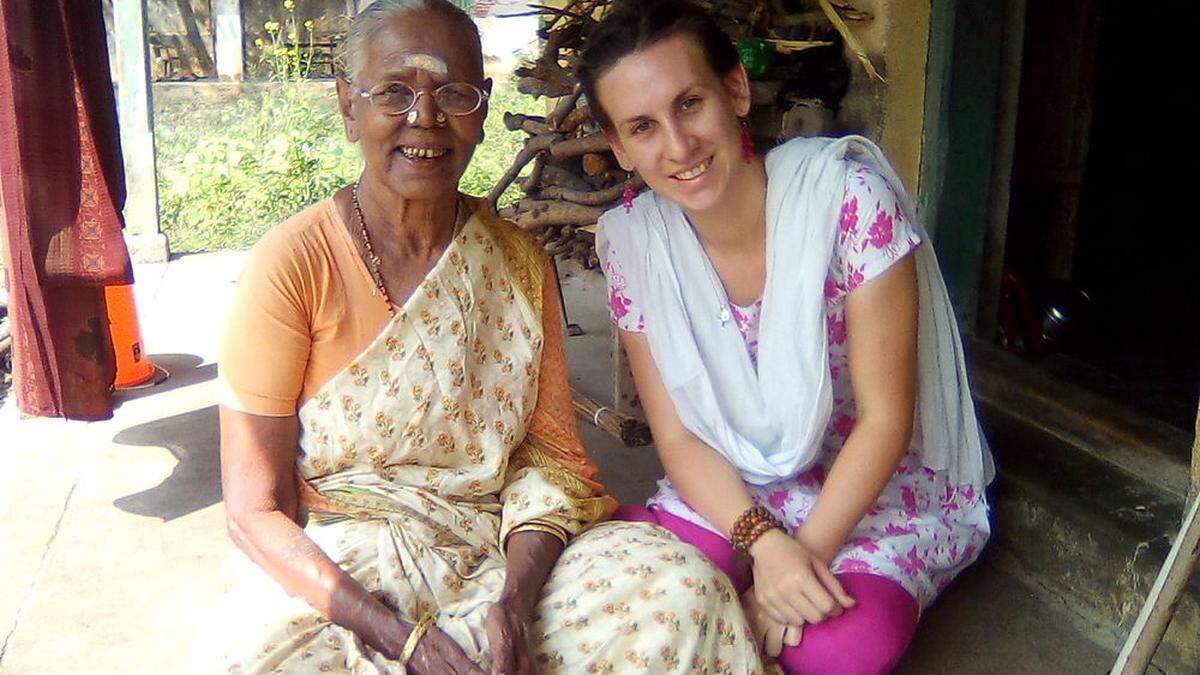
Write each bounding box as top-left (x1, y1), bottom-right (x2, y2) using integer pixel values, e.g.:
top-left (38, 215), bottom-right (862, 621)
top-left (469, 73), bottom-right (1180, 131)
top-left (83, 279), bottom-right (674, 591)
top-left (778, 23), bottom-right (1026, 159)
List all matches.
top-left (469, 196), bottom-right (546, 319)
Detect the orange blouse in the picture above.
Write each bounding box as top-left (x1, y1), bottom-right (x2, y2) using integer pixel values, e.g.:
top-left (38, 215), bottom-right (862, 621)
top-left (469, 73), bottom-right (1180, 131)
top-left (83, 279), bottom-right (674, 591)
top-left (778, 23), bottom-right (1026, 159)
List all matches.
top-left (218, 196), bottom-right (610, 498)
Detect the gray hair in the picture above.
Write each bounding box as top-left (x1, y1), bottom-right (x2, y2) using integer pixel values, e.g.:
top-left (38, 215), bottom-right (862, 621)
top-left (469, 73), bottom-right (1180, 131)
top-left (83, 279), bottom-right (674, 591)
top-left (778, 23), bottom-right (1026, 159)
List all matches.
top-left (338, 0), bottom-right (482, 82)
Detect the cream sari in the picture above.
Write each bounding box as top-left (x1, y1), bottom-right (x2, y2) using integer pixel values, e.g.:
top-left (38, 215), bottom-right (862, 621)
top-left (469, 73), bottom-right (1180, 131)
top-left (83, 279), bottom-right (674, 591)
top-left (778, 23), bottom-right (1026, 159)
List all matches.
top-left (193, 199), bottom-right (765, 674)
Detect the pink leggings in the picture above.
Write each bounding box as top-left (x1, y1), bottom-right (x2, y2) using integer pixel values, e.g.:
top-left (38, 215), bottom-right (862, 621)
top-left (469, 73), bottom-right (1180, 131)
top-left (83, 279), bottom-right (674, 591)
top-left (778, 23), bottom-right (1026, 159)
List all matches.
top-left (616, 505), bottom-right (919, 675)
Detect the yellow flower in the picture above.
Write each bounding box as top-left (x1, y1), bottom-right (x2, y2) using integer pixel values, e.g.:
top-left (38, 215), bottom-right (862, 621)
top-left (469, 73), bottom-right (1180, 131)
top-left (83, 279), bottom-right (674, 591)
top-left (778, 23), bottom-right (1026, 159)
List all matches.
top-left (304, 20), bottom-right (315, 30)
top-left (254, 37), bottom-right (265, 47)
top-left (283, 0), bottom-right (295, 9)
top-left (264, 20), bottom-right (281, 32)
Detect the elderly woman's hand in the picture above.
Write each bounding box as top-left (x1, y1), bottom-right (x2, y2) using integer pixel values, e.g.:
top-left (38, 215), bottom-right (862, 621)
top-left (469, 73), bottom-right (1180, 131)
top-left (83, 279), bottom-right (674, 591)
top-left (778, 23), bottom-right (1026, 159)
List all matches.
top-left (405, 622), bottom-right (488, 675)
top-left (741, 585), bottom-right (803, 658)
top-left (483, 601), bottom-right (533, 675)
top-left (481, 530), bottom-right (564, 674)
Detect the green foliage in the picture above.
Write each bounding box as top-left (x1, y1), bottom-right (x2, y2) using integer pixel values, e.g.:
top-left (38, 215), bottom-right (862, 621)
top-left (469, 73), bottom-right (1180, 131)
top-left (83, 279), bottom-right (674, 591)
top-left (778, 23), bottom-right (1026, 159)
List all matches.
top-left (155, 84), bottom-right (541, 253)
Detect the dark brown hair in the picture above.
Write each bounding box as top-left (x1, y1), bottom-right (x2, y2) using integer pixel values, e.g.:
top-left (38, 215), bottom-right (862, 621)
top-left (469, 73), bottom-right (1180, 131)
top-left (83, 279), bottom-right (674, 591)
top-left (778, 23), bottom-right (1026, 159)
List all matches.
top-left (576, 0), bottom-right (742, 129)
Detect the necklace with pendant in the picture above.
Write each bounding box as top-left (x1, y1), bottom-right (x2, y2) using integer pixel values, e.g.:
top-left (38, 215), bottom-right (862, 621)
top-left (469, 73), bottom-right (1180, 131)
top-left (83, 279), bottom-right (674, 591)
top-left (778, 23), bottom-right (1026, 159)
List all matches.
top-left (684, 216), bottom-right (734, 326)
top-left (686, 201), bottom-right (767, 326)
top-left (351, 181), bottom-right (461, 316)
top-left (708, 262), bottom-right (733, 326)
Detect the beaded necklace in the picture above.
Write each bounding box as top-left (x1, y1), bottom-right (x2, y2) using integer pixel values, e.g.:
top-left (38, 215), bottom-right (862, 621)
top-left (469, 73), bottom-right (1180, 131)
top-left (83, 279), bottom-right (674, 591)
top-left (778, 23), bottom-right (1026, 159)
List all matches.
top-left (351, 181), bottom-right (462, 315)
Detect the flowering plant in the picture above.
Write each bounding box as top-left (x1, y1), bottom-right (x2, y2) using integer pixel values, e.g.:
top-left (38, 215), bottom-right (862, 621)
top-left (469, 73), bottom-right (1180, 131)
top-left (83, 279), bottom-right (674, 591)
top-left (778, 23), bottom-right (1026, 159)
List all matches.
top-left (255, 1), bottom-right (316, 81)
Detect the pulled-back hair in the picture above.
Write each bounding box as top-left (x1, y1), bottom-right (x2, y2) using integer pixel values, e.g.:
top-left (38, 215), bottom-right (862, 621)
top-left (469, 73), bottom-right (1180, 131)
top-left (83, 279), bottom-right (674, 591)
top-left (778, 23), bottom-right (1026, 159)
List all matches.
top-left (338, 0), bottom-right (482, 82)
top-left (576, 0), bottom-right (741, 129)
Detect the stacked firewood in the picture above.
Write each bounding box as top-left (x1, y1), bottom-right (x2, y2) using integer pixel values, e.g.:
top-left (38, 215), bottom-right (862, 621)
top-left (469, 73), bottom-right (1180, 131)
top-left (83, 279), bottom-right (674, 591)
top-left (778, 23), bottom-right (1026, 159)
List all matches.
top-left (490, 0), bottom-right (876, 268)
top-left (489, 93), bottom-right (622, 269)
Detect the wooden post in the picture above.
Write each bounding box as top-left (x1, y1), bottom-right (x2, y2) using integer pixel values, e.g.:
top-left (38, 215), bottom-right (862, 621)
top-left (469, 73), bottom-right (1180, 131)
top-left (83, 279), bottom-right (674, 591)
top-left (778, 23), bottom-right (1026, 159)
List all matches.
top-left (1112, 491), bottom-right (1200, 674)
top-left (112, 0), bottom-right (168, 262)
top-left (879, 0), bottom-right (932, 198)
top-left (612, 329), bottom-right (644, 422)
top-left (1115, 401), bottom-right (1200, 673)
top-left (213, 0), bottom-right (244, 81)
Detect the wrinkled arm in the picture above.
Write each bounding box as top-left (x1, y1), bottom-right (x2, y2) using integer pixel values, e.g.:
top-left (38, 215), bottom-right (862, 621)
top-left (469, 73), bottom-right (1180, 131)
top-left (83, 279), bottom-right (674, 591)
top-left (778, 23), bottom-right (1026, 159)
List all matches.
top-left (498, 530), bottom-right (562, 616)
top-left (795, 254), bottom-right (919, 563)
top-left (219, 407), bottom-right (409, 658)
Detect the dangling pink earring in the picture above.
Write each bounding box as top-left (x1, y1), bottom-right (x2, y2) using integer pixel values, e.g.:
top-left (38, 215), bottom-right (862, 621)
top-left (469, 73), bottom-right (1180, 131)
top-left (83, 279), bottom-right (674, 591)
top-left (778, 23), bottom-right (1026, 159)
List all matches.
top-left (741, 125), bottom-right (755, 164)
top-left (622, 173), bottom-right (637, 213)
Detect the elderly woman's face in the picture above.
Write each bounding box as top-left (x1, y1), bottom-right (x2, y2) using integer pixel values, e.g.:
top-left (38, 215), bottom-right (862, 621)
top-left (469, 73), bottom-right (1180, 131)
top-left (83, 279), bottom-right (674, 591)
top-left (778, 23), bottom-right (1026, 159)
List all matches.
top-left (341, 12), bottom-right (489, 200)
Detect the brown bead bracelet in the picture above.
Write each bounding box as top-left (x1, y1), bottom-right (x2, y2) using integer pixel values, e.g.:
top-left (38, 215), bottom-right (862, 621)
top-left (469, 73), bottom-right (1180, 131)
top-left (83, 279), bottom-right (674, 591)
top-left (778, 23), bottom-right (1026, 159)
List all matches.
top-left (730, 505), bottom-right (783, 553)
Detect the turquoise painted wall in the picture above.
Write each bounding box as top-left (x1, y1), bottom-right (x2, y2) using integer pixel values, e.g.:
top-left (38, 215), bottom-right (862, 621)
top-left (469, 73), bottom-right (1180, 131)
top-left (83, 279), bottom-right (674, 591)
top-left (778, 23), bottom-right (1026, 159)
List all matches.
top-left (925, 1), bottom-right (1005, 331)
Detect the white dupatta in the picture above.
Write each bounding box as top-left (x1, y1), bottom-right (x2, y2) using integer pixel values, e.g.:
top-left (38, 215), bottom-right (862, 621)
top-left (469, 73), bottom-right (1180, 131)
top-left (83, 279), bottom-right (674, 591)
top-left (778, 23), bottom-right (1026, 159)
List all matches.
top-left (597, 135), bottom-right (994, 490)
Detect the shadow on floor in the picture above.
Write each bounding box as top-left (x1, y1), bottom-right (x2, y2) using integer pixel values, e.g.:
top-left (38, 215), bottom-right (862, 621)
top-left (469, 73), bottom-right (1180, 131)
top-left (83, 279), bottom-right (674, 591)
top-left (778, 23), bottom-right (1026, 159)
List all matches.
top-left (111, 353), bottom-right (217, 406)
top-left (111, 405), bottom-right (222, 521)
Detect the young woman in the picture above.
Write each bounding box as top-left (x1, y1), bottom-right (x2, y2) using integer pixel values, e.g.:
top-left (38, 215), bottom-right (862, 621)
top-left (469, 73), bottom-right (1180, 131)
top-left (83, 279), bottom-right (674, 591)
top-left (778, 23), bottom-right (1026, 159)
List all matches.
top-left (579, 1), bottom-right (994, 672)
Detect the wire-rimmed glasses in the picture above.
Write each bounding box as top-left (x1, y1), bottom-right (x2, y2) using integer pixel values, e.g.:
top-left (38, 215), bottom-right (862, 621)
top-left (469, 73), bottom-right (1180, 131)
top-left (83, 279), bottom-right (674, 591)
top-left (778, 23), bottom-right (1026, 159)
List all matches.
top-left (352, 80), bottom-right (489, 117)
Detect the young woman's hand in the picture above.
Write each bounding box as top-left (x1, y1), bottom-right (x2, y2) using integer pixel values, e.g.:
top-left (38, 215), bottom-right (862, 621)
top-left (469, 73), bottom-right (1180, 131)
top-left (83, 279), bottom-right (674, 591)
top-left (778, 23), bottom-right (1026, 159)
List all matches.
top-left (748, 529), bottom-right (855, 626)
top-left (741, 585), bottom-right (803, 657)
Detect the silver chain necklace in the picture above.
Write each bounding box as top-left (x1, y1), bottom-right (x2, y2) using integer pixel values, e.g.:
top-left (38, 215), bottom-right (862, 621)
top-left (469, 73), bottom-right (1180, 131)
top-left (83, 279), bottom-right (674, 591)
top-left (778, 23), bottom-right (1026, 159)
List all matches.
top-left (684, 217), bottom-right (748, 327)
top-left (705, 259), bottom-right (734, 326)
top-left (688, 199), bottom-right (768, 326)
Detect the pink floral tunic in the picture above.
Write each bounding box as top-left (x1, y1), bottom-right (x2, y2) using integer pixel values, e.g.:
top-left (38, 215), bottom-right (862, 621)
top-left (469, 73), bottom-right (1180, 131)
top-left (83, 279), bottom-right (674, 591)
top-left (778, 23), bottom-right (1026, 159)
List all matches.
top-left (602, 162), bottom-right (990, 609)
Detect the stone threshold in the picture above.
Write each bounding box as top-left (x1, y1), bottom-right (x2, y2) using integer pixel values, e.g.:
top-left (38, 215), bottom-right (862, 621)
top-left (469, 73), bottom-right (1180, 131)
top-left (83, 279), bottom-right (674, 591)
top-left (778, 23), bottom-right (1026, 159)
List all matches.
top-left (969, 339), bottom-right (1192, 502)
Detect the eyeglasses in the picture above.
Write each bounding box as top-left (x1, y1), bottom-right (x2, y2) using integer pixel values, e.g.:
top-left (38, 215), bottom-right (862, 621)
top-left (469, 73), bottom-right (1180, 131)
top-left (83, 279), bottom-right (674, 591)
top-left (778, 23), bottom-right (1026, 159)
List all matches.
top-left (352, 80), bottom-right (489, 117)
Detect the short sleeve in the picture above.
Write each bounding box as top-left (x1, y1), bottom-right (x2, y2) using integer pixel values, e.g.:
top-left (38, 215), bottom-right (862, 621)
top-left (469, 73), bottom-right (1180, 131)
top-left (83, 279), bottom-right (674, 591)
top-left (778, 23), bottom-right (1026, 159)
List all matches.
top-left (217, 228), bottom-right (314, 416)
top-left (835, 161), bottom-right (923, 294)
top-left (597, 236), bottom-right (647, 333)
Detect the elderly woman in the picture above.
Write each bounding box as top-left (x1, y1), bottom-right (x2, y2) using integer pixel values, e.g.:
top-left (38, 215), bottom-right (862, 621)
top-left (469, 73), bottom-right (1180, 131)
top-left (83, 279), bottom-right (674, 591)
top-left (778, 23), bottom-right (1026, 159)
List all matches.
top-left (193, 1), bottom-right (765, 673)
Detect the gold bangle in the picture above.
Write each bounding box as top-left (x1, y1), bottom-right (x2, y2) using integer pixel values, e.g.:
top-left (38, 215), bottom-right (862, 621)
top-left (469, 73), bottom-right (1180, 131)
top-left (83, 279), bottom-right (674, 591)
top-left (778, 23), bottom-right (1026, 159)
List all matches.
top-left (399, 611), bottom-right (436, 666)
top-left (508, 520), bottom-right (570, 546)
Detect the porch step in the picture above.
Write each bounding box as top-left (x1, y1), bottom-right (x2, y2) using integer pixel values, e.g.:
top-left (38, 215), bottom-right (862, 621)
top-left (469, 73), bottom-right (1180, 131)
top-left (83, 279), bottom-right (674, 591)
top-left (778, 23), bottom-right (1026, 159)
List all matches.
top-left (970, 341), bottom-right (1193, 499)
top-left (970, 343), bottom-right (1199, 672)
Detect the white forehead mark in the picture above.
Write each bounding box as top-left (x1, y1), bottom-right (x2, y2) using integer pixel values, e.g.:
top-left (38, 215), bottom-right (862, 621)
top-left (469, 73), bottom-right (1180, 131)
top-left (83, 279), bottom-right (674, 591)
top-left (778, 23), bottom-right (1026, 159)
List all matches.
top-left (401, 53), bottom-right (448, 76)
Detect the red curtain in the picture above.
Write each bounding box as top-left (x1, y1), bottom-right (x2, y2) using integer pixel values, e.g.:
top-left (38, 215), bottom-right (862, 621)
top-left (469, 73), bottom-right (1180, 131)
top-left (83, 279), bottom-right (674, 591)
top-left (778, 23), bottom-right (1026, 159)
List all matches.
top-left (0, 0), bottom-right (134, 420)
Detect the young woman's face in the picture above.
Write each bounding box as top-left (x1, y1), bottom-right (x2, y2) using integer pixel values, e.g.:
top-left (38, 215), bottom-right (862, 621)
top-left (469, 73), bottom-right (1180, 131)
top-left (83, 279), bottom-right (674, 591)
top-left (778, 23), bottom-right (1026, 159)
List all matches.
top-left (596, 33), bottom-right (751, 214)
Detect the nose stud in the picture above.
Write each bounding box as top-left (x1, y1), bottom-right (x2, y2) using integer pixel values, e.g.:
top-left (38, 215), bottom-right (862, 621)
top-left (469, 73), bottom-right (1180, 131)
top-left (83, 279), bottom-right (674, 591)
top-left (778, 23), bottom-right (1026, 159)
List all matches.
top-left (404, 109), bottom-right (448, 127)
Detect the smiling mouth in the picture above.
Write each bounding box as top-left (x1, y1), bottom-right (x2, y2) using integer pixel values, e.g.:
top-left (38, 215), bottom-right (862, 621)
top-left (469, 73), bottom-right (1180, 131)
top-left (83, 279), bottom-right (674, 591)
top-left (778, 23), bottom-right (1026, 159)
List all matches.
top-left (672, 156), bottom-right (712, 181)
top-left (398, 145), bottom-right (449, 160)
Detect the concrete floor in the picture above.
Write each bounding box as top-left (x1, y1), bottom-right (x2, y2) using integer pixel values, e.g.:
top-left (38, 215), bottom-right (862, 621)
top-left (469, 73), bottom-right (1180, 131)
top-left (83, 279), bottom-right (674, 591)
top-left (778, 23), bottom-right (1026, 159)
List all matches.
top-left (0, 252), bottom-right (1118, 674)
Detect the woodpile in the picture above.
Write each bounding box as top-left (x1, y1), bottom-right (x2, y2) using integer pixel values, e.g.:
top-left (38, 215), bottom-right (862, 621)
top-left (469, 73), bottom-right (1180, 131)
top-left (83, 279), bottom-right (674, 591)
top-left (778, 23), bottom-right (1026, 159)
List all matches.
top-left (492, 0), bottom-right (876, 268)
top-left (572, 387), bottom-right (653, 447)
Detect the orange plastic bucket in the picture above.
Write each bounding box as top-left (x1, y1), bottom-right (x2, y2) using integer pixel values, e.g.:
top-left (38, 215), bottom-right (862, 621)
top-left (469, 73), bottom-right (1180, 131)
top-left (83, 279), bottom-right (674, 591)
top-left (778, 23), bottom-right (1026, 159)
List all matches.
top-left (105, 284), bottom-right (157, 389)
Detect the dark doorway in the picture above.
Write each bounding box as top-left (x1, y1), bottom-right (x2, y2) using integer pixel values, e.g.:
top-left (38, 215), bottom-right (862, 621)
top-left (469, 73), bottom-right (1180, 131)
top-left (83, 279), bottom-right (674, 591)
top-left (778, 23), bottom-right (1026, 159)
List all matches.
top-left (1004, 0), bottom-right (1199, 432)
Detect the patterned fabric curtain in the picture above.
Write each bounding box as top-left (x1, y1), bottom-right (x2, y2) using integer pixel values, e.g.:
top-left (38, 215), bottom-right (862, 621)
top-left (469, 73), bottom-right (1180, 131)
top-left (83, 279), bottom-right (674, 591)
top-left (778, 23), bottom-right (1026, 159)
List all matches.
top-left (0, 0), bottom-right (133, 420)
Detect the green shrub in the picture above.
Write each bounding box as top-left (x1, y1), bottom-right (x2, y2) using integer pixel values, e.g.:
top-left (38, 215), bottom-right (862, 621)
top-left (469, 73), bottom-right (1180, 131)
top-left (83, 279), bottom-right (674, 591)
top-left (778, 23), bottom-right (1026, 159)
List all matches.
top-left (155, 83), bottom-right (540, 253)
